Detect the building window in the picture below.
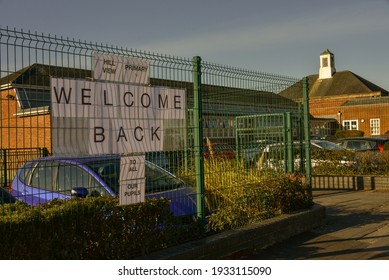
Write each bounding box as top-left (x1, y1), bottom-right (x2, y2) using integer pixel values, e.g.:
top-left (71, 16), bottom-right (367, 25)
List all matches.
top-left (322, 57), bottom-right (328, 67)
top-left (15, 88), bottom-right (51, 109)
top-left (343, 120), bottom-right (358, 130)
top-left (370, 118), bottom-right (380, 135)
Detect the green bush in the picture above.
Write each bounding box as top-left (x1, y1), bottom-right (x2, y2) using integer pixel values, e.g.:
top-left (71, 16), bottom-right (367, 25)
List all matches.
top-left (207, 170), bottom-right (312, 231)
top-left (181, 158), bottom-right (313, 232)
top-left (0, 197), bottom-right (202, 259)
top-left (334, 129), bottom-right (364, 139)
top-left (311, 149), bottom-right (356, 175)
top-left (352, 151), bottom-right (389, 175)
top-left (0, 156), bottom-right (316, 259)
top-left (311, 149), bottom-right (389, 176)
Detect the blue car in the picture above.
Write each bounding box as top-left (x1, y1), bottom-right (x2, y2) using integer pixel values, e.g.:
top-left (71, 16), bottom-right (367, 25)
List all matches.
top-left (10, 155), bottom-right (198, 217)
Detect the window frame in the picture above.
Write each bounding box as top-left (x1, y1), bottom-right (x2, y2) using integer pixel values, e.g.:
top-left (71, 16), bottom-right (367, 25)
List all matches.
top-left (342, 120), bottom-right (359, 131)
top-left (370, 118), bottom-right (380, 136)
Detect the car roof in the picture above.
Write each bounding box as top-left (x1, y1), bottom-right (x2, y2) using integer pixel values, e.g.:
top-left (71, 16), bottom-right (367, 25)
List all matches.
top-left (311, 139), bottom-right (334, 143)
top-left (336, 137), bottom-right (389, 141)
top-left (27, 154), bottom-right (121, 164)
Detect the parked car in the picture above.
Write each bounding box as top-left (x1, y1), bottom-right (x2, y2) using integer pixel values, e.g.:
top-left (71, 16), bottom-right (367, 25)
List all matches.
top-left (258, 140), bottom-right (350, 171)
top-left (10, 155), bottom-right (198, 218)
top-left (335, 137), bottom-right (389, 152)
top-left (0, 187), bottom-right (16, 204)
top-left (311, 139), bottom-right (347, 151)
top-left (204, 142), bottom-right (235, 159)
top-left (238, 140), bottom-right (276, 164)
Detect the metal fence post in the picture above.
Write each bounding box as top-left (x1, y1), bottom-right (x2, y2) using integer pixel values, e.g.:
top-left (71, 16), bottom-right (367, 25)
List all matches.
top-left (303, 77), bottom-right (312, 195)
top-left (285, 112), bottom-right (294, 173)
top-left (193, 56), bottom-right (205, 225)
top-left (1, 149), bottom-right (6, 187)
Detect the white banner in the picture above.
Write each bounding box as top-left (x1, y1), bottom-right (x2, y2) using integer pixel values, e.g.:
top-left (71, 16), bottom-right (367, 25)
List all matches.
top-left (50, 77), bottom-right (186, 156)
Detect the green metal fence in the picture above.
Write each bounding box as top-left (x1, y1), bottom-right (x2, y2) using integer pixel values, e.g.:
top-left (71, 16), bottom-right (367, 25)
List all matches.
top-left (0, 148), bottom-right (49, 188)
top-left (0, 26), bottom-right (309, 238)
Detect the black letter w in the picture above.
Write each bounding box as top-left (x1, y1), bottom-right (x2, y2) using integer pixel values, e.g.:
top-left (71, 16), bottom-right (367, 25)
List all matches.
top-left (53, 87), bottom-right (72, 104)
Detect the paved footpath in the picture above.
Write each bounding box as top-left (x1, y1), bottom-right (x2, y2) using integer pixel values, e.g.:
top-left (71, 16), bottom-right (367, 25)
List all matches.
top-left (244, 190), bottom-right (389, 260)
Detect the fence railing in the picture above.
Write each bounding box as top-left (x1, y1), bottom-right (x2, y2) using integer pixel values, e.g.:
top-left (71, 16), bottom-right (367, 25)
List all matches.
top-left (0, 26), bottom-right (309, 229)
top-left (0, 148), bottom-right (49, 188)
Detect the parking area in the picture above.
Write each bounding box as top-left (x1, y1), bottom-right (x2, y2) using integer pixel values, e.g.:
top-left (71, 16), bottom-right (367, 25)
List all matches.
top-left (245, 190), bottom-right (389, 260)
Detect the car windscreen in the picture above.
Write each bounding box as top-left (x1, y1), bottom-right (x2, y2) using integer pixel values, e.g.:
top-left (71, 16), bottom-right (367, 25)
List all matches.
top-left (145, 163), bottom-right (185, 193)
top-left (313, 141), bottom-right (344, 150)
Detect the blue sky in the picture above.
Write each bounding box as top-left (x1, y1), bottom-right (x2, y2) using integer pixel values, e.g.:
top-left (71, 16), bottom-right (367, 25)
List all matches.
top-left (1, 0), bottom-right (389, 89)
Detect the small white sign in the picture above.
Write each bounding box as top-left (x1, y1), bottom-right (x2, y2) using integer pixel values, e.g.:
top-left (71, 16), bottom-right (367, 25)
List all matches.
top-left (93, 53), bottom-right (149, 84)
top-left (119, 178), bottom-right (146, 205)
top-left (119, 155), bottom-right (146, 205)
top-left (119, 155), bottom-right (145, 180)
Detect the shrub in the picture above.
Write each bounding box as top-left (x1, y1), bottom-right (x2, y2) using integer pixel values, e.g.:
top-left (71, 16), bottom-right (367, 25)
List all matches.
top-left (0, 197), bottom-right (202, 259)
top-left (311, 149), bottom-right (356, 175)
top-left (207, 171), bottom-right (312, 231)
top-left (310, 149), bottom-right (389, 176)
top-left (334, 129), bottom-right (364, 139)
top-left (191, 158), bottom-right (313, 232)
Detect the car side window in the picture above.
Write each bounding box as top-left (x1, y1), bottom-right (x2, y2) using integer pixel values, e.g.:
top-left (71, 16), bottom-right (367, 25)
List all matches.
top-left (57, 163), bottom-right (107, 196)
top-left (30, 161), bottom-right (57, 191)
top-left (58, 163), bottom-right (90, 193)
top-left (366, 141), bottom-right (376, 149)
top-left (19, 161), bottom-right (36, 184)
top-left (96, 164), bottom-right (119, 194)
top-left (361, 141), bottom-right (371, 150)
top-left (347, 141), bottom-right (361, 150)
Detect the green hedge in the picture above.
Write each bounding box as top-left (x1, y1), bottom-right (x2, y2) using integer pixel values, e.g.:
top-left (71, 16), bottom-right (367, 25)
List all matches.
top-left (334, 129), bottom-right (364, 139)
top-left (0, 197), bottom-right (202, 259)
top-left (180, 159), bottom-right (313, 232)
top-left (311, 150), bottom-right (389, 175)
top-left (207, 171), bottom-right (312, 231)
top-left (1, 158), bottom-right (317, 259)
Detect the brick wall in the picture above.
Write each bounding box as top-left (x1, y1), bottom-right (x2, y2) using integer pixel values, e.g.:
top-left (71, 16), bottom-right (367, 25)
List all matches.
top-left (309, 97), bottom-right (389, 136)
top-left (1, 88), bottom-right (51, 152)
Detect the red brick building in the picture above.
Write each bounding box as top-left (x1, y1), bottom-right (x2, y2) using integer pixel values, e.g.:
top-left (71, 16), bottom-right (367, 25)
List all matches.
top-left (1, 65), bottom-right (91, 152)
top-left (281, 49), bottom-right (389, 138)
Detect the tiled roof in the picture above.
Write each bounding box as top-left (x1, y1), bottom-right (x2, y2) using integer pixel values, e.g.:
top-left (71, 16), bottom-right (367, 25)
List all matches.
top-left (341, 96), bottom-right (389, 107)
top-left (321, 49), bottom-right (333, 55)
top-left (0, 63), bottom-right (92, 87)
top-left (280, 70), bottom-right (389, 100)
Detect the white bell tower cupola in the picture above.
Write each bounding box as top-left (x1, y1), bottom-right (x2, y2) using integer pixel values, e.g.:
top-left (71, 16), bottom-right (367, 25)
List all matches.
top-left (319, 49), bottom-right (336, 79)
